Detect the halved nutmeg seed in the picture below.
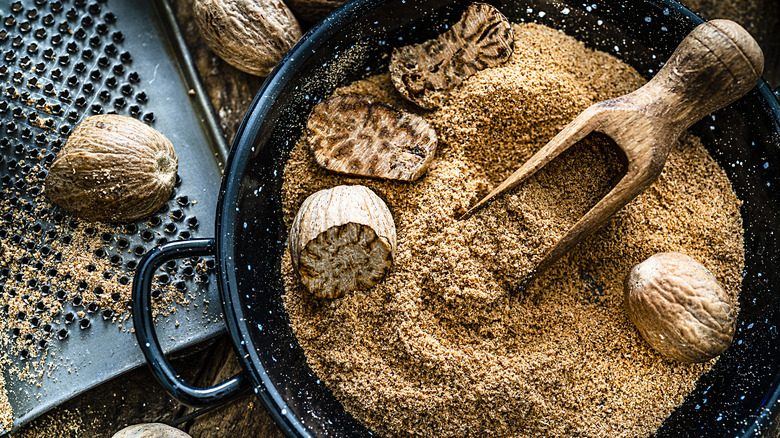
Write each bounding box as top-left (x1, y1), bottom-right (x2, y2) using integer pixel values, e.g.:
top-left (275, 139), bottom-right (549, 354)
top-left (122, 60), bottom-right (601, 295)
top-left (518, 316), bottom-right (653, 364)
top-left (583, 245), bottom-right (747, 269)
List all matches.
top-left (390, 2), bottom-right (514, 109)
top-left (289, 185), bottom-right (396, 299)
top-left (306, 95), bottom-right (438, 181)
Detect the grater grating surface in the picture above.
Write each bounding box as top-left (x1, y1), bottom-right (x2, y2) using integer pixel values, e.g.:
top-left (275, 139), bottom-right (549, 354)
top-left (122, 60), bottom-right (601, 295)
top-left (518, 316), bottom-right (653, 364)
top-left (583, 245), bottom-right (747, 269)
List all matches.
top-left (0, 0), bottom-right (227, 433)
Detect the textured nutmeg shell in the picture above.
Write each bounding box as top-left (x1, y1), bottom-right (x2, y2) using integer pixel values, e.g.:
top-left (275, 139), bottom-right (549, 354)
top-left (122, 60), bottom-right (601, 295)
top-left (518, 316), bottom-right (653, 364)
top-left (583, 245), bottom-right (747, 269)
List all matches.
top-left (45, 114), bottom-right (178, 223)
top-left (624, 252), bottom-right (737, 363)
top-left (192, 0), bottom-right (302, 77)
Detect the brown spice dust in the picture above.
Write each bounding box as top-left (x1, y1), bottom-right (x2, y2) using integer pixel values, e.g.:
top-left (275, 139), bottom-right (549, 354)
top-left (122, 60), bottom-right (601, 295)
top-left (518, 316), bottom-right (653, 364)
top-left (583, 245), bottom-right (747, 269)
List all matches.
top-left (281, 23), bottom-right (744, 438)
top-left (0, 182), bottom-right (203, 372)
top-left (0, 141), bottom-right (213, 429)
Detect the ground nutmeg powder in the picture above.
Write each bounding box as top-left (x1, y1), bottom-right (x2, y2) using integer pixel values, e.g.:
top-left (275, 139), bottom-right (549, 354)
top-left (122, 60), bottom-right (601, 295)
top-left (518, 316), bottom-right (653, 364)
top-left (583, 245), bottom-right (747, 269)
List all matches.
top-left (281, 23), bottom-right (744, 437)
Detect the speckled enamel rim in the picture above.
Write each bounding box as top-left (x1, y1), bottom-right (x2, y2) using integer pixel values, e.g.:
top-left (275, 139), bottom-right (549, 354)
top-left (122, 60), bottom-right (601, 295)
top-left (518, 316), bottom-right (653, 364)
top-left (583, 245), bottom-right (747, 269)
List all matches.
top-left (134, 0), bottom-right (780, 436)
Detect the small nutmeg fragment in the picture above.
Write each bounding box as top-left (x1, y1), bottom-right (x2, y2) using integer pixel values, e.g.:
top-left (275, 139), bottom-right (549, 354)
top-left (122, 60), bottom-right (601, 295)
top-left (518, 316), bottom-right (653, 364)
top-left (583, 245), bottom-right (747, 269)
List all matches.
top-left (192, 0), bottom-right (302, 77)
top-left (624, 252), bottom-right (737, 363)
top-left (307, 95), bottom-right (438, 181)
top-left (111, 423), bottom-right (192, 438)
top-left (389, 2), bottom-right (514, 109)
top-left (289, 185), bottom-right (396, 299)
top-left (45, 114), bottom-right (178, 223)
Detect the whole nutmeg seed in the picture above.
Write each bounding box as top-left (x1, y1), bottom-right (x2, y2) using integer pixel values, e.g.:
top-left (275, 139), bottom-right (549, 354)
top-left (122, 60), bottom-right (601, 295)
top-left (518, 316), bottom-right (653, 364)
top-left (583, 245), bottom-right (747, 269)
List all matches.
top-left (192, 0), bottom-right (302, 77)
top-left (624, 252), bottom-right (737, 363)
top-left (45, 114), bottom-right (178, 223)
top-left (289, 185), bottom-right (396, 299)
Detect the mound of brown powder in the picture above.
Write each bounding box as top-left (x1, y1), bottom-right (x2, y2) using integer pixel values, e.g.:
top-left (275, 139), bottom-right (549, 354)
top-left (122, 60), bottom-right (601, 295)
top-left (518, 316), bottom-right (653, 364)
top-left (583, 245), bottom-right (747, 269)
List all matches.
top-left (281, 23), bottom-right (744, 438)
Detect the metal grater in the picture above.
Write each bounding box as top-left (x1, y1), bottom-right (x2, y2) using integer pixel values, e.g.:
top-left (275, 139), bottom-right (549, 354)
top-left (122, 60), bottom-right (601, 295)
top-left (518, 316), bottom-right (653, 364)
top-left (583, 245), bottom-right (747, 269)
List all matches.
top-left (0, 0), bottom-right (228, 433)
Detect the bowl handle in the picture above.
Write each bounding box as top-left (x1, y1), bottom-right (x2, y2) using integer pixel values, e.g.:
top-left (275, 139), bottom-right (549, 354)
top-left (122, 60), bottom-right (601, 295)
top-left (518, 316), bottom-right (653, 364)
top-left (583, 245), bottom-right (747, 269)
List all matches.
top-left (132, 238), bottom-right (251, 407)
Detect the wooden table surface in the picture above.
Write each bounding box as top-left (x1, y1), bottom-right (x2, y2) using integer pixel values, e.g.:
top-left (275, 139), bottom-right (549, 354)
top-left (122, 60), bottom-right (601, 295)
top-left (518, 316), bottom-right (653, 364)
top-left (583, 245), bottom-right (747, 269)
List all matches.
top-left (12, 0), bottom-right (778, 436)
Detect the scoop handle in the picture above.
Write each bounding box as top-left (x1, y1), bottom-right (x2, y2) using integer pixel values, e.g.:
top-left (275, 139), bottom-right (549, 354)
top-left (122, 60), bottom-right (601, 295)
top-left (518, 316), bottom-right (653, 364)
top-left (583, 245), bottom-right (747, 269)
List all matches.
top-left (633, 19), bottom-right (763, 130)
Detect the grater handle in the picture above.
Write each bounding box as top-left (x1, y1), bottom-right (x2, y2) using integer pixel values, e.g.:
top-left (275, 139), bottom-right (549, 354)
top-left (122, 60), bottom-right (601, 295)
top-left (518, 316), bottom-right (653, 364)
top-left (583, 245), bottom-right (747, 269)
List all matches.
top-left (132, 238), bottom-right (251, 407)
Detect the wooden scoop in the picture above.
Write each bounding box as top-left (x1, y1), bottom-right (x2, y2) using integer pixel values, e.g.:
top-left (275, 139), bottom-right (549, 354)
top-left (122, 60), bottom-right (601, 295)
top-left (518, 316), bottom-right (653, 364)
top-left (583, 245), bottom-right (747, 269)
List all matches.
top-left (461, 19), bottom-right (763, 275)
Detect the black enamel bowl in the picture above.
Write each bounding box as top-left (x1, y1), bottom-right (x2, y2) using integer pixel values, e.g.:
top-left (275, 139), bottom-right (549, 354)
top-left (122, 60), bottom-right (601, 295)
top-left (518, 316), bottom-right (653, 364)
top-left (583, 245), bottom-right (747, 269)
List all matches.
top-left (132, 0), bottom-right (780, 436)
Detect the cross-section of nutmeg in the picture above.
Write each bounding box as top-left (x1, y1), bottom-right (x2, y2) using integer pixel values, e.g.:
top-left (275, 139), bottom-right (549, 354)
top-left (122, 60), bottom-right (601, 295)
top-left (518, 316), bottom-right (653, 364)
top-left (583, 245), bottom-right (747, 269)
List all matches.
top-left (289, 185), bottom-right (396, 299)
top-left (306, 95), bottom-right (438, 181)
top-left (389, 2), bottom-right (514, 109)
top-left (624, 252), bottom-right (737, 363)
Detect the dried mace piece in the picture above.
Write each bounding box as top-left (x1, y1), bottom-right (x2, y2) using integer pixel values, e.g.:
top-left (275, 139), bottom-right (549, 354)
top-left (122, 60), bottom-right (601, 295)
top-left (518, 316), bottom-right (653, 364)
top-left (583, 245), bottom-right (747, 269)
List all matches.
top-left (307, 95), bottom-right (438, 181)
top-left (624, 252), bottom-right (737, 363)
top-left (193, 0), bottom-right (302, 77)
top-left (289, 185), bottom-right (396, 299)
top-left (389, 2), bottom-right (514, 109)
top-left (45, 114), bottom-right (178, 223)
